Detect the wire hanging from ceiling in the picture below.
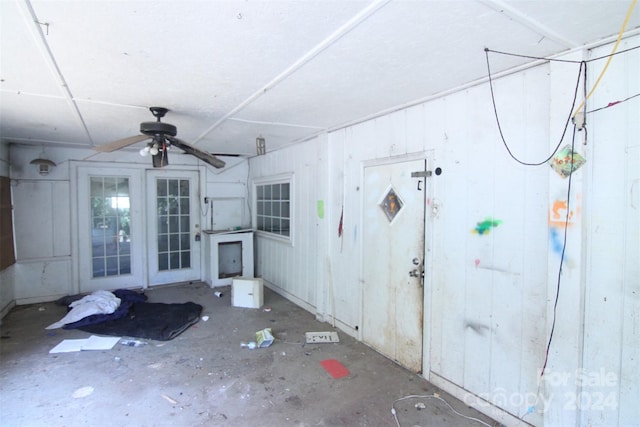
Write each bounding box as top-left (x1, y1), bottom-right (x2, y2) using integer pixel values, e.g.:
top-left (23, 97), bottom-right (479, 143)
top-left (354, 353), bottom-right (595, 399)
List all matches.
top-left (484, 50), bottom-right (585, 166)
top-left (484, 0), bottom-right (637, 166)
top-left (586, 92), bottom-right (640, 114)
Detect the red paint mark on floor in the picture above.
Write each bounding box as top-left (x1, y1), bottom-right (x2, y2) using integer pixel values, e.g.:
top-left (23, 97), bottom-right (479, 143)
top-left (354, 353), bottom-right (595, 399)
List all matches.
top-left (320, 359), bottom-right (350, 379)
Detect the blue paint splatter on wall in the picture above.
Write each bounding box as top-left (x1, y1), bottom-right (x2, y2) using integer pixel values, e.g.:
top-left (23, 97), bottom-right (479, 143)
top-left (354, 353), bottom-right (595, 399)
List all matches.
top-left (549, 227), bottom-right (563, 254)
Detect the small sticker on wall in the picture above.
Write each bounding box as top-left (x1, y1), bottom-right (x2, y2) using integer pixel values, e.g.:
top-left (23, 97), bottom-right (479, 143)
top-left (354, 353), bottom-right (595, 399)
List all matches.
top-left (550, 145), bottom-right (586, 178)
top-left (317, 200), bottom-right (324, 219)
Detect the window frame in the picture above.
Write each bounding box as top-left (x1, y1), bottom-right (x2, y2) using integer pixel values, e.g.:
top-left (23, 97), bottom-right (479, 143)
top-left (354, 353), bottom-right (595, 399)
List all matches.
top-left (252, 173), bottom-right (294, 244)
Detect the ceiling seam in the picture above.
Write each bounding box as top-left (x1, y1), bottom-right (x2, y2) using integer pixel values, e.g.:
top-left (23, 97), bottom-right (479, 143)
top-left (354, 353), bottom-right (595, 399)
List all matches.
top-left (324, 23), bottom-right (640, 137)
top-left (18, 0), bottom-right (94, 146)
top-left (478, 0), bottom-right (579, 49)
top-left (227, 117), bottom-right (326, 130)
top-left (191, 0), bottom-right (393, 146)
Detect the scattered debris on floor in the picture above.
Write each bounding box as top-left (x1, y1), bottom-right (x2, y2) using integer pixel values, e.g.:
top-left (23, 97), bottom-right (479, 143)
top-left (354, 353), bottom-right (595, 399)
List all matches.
top-left (239, 328), bottom-right (275, 349)
top-left (72, 386), bottom-right (94, 398)
top-left (256, 328), bottom-right (274, 347)
top-left (391, 394), bottom-right (494, 427)
top-left (305, 331), bottom-right (340, 344)
top-left (161, 394), bottom-right (178, 405)
top-left (49, 335), bottom-right (121, 353)
top-left (120, 338), bottom-right (147, 347)
top-left (320, 358), bottom-right (350, 379)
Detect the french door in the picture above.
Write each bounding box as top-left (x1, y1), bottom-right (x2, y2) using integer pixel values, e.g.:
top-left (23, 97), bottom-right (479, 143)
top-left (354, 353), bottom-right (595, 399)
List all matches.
top-left (146, 170), bottom-right (201, 286)
top-left (77, 167), bottom-right (144, 292)
top-left (77, 166), bottom-right (201, 292)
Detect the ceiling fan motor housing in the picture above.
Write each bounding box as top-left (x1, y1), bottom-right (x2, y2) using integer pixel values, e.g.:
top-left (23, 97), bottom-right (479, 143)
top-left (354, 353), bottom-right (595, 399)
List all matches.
top-left (140, 121), bottom-right (177, 137)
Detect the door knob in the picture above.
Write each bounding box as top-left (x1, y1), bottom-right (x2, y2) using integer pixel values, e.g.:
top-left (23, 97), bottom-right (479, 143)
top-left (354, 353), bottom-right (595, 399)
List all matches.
top-left (409, 269), bottom-right (420, 277)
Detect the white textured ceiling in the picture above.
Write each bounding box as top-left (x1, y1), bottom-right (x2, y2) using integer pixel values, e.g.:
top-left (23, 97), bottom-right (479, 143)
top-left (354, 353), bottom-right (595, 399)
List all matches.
top-left (1, 0), bottom-right (638, 160)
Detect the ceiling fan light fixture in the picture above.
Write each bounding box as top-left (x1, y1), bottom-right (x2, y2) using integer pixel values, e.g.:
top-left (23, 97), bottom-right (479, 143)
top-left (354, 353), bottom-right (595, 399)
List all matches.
top-left (95, 107), bottom-right (225, 169)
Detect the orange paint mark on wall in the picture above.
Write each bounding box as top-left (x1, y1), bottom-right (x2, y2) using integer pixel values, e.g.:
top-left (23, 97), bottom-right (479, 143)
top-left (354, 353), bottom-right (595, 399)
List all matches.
top-left (548, 194), bottom-right (581, 227)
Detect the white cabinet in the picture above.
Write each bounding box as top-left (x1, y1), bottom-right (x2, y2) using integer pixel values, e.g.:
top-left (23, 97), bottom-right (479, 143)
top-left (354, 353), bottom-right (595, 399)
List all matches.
top-left (204, 230), bottom-right (254, 287)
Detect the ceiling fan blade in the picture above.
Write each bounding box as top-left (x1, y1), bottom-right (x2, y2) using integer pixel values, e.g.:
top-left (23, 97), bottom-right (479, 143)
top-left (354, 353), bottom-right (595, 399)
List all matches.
top-left (94, 134), bottom-right (150, 152)
top-left (169, 137), bottom-right (226, 169)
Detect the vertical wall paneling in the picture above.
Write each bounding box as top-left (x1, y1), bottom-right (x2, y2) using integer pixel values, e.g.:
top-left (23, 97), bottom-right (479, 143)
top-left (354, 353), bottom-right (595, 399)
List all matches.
top-left (541, 51), bottom-right (586, 427)
top-left (581, 36), bottom-right (639, 427)
top-left (13, 181), bottom-right (55, 259)
top-left (248, 36), bottom-right (637, 426)
top-left (250, 136), bottom-right (326, 313)
top-left (432, 94), bottom-right (467, 386)
top-left (52, 181), bottom-right (71, 257)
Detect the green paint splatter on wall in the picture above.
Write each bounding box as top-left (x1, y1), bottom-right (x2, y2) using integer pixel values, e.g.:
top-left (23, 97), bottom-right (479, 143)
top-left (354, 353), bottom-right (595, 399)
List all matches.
top-left (317, 200), bottom-right (324, 219)
top-left (473, 217), bottom-right (503, 235)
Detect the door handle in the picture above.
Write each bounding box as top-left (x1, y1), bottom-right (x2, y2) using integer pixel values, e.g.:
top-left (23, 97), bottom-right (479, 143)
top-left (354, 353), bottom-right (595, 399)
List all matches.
top-left (409, 269), bottom-right (420, 277)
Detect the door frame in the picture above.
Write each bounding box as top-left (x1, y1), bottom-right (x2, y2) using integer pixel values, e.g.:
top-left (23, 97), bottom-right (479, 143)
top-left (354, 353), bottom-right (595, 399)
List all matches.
top-left (358, 151), bottom-right (435, 376)
top-left (71, 161), bottom-right (206, 292)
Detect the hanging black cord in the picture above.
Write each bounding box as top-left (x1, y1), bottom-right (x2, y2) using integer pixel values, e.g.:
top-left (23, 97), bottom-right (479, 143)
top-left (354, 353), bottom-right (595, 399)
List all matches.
top-left (485, 45), bottom-right (640, 64)
top-left (484, 48), bottom-right (582, 63)
top-left (540, 62), bottom-right (586, 378)
top-left (484, 48), bottom-right (586, 166)
top-left (539, 124), bottom-right (578, 377)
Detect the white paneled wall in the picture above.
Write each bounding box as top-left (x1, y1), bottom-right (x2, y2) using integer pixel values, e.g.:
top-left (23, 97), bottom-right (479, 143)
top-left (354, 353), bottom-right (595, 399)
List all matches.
top-left (581, 37), bottom-right (639, 427)
top-left (249, 36), bottom-right (639, 426)
top-left (250, 138), bottom-right (326, 313)
top-left (7, 144), bottom-right (249, 302)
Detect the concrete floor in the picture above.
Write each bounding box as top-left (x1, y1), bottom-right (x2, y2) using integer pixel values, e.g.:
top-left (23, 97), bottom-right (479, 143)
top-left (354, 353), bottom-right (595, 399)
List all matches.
top-left (0, 282), bottom-right (499, 427)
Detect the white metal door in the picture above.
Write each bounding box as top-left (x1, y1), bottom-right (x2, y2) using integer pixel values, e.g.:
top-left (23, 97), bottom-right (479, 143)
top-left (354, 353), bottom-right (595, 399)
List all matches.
top-left (146, 170), bottom-right (201, 285)
top-left (77, 166), bottom-right (145, 292)
top-left (363, 158), bottom-right (426, 373)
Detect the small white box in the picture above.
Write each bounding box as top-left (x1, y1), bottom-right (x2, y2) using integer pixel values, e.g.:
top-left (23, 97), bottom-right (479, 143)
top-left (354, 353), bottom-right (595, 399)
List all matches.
top-left (232, 277), bottom-right (263, 308)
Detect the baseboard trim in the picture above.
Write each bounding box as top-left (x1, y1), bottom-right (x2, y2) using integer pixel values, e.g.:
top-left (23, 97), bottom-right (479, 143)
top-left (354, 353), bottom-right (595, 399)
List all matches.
top-left (428, 371), bottom-right (534, 427)
top-left (0, 300), bottom-right (16, 323)
top-left (262, 279), bottom-right (316, 314)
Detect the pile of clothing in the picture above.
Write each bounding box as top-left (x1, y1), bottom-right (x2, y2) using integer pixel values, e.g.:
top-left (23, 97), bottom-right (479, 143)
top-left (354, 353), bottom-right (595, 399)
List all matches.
top-left (46, 289), bottom-right (147, 330)
top-left (45, 289), bottom-right (201, 341)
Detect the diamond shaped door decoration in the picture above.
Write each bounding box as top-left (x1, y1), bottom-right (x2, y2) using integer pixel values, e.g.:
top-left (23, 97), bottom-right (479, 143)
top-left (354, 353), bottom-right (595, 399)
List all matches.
top-left (380, 187), bottom-right (403, 223)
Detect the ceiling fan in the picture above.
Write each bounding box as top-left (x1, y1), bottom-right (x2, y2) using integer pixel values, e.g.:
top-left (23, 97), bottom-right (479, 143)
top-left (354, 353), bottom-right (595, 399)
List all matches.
top-left (94, 107), bottom-right (225, 169)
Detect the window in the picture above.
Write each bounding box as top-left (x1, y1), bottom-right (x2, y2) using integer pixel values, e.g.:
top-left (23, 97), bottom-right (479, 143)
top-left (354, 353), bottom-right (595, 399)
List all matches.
top-left (255, 177), bottom-right (291, 238)
top-left (90, 176), bottom-right (131, 277)
top-left (156, 178), bottom-right (191, 271)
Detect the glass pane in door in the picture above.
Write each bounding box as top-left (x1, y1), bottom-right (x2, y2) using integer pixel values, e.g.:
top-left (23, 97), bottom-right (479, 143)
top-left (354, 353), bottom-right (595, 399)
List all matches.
top-left (156, 178), bottom-right (191, 271)
top-left (90, 177), bottom-right (131, 278)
